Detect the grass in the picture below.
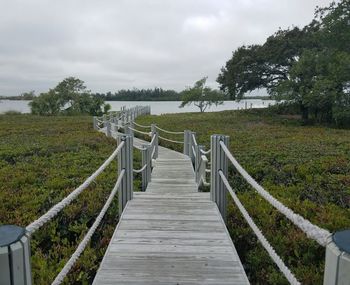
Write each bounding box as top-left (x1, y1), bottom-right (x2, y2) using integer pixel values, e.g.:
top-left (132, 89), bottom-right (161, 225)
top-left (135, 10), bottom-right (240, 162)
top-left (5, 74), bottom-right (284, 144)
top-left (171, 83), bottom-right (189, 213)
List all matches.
top-left (0, 115), bottom-right (143, 284)
top-left (135, 108), bottom-right (350, 284)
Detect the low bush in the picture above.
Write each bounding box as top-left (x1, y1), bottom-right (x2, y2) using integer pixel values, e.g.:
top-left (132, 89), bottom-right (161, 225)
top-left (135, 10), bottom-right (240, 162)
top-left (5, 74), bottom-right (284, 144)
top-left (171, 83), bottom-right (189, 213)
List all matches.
top-left (135, 108), bottom-right (350, 284)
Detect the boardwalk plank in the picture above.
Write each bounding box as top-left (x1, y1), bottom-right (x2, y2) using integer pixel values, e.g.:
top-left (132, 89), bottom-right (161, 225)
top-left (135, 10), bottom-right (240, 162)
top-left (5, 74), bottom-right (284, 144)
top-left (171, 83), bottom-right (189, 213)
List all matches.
top-left (93, 140), bottom-right (249, 284)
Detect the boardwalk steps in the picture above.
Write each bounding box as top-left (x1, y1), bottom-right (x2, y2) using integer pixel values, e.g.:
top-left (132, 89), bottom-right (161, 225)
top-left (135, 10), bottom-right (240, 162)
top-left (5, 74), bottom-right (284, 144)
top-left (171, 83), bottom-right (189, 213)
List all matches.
top-left (93, 143), bottom-right (249, 284)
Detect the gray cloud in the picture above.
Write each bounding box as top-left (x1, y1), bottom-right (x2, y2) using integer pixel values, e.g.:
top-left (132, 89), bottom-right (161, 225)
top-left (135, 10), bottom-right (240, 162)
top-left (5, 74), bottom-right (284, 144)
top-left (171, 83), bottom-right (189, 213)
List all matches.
top-left (0, 0), bottom-right (333, 95)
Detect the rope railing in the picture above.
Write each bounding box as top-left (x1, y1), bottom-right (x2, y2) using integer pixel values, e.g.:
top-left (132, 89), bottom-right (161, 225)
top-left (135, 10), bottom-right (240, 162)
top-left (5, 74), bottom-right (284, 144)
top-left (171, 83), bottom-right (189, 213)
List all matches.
top-left (128, 126), bottom-right (151, 136)
top-left (200, 148), bottom-right (211, 155)
top-left (133, 144), bottom-right (147, 151)
top-left (219, 140), bottom-right (331, 247)
top-left (133, 164), bottom-right (147, 174)
top-left (155, 125), bottom-right (184, 135)
top-left (133, 121), bottom-right (152, 129)
top-left (26, 141), bottom-right (125, 234)
top-left (51, 170), bottom-right (125, 285)
top-left (158, 135), bottom-right (184, 144)
top-left (218, 170), bottom-right (300, 285)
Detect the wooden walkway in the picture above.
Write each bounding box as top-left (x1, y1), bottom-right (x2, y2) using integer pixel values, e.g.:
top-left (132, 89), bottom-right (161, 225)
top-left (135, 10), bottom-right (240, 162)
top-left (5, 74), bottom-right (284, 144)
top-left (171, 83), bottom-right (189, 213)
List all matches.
top-left (93, 139), bottom-right (249, 284)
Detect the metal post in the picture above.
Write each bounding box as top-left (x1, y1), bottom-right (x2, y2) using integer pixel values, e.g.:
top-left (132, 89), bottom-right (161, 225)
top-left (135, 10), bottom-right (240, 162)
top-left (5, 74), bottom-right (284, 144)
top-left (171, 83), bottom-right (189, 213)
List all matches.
top-left (0, 225), bottom-right (32, 285)
top-left (210, 135), bottom-right (229, 222)
top-left (195, 145), bottom-right (204, 184)
top-left (106, 121), bottom-right (112, 137)
top-left (324, 230), bottom-right (350, 285)
top-left (93, 116), bottom-right (98, 130)
top-left (103, 114), bottom-right (107, 129)
top-left (183, 130), bottom-right (191, 155)
top-left (189, 132), bottom-right (196, 166)
top-left (151, 124), bottom-right (158, 159)
top-left (141, 144), bottom-right (151, 191)
top-left (117, 135), bottom-right (133, 215)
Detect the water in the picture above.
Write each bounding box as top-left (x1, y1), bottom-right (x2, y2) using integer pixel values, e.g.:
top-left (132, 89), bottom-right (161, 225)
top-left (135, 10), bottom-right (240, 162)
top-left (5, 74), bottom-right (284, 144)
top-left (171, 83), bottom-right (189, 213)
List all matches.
top-left (0, 99), bottom-right (276, 115)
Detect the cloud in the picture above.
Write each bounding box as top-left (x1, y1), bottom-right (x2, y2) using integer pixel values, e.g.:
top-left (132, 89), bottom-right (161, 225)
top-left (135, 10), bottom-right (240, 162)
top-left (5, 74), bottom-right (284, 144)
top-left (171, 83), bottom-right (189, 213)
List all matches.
top-left (0, 0), bottom-right (334, 95)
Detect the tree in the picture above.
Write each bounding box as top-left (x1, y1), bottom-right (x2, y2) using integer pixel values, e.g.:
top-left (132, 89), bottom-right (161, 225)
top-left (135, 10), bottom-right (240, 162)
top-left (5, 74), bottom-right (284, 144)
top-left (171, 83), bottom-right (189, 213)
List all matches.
top-left (217, 0), bottom-right (350, 125)
top-left (180, 77), bottom-right (224, 112)
top-left (30, 77), bottom-right (108, 116)
top-left (217, 26), bottom-right (312, 100)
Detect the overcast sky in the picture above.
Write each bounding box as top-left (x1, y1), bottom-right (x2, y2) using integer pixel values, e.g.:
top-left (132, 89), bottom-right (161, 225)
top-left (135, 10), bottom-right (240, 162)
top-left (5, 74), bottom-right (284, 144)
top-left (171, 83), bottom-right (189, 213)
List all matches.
top-left (0, 0), bottom-right (333, 96)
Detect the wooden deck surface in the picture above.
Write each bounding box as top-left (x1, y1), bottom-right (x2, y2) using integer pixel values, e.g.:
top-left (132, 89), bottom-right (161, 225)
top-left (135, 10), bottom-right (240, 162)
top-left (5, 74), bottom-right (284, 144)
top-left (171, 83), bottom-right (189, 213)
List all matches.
top-left (93, 136), bottom-right (249, 284)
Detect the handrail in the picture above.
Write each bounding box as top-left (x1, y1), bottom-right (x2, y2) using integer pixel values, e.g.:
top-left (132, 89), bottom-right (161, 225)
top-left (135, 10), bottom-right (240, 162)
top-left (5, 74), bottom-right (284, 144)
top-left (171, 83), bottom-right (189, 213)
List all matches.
top-left (133, 121), bottom-right (152, 129)
top-left (26, 141), bottom-right (125, 234)
top-left (219, 140), bottom-right (331, 247)
top-left (191, 133), bottom-right (198, 146)
top-left (51, 170), bottom-right (125, 285)
top-left (133, 164), bottom-right (147, 174)
top-left (158, 135), bottom-right (184, 144)
top-left (200, 148), bottom-right (211, 155)
top-left (133, 144), bottom-right (147, 151)
top-left (129, 126), bottom-right (151, 136)
top-left (218, 170), bottom-right (300, 285)
top-left (155, 125), bottom-right (184, 135)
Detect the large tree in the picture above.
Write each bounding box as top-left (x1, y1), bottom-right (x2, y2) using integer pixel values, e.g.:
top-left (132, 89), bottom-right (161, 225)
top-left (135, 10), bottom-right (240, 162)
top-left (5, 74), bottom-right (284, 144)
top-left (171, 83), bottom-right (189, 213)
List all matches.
top-left (180, 77), bottom-right (224, 112)
top-left (217, 0), bottom-right (350, 125)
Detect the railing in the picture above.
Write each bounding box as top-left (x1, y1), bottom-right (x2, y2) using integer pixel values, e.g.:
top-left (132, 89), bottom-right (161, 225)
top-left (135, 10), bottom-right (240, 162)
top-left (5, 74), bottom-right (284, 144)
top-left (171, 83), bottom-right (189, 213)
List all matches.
top-left (111, 115), bottom-right (350, 285)
top-left (0, 106), bottom-right (151, 285)
top-left (208, 135), bottom-right (349, 285)
top-left (1, 105), bottom-right (349, 285)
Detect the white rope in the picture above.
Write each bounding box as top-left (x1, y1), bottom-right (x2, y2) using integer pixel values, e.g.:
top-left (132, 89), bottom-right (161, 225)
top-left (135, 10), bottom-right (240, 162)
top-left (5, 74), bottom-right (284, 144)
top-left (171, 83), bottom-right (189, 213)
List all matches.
top-left (128, 126), bottom-right (151, 136)
top-left (199, 175), bottom-right (210, 187)
top-left (26, 141), bottom-right (125, 234)
top-left (133, 144), bottom-right (147, 151)
top-left (219, 141), bottom-right (331, 246)
top-left (133, 164), bottom-right (147, 173)
top-left (150, 133), bottom-right (156, 146)
top-left (133, 121), bottom-right (151, 129)
top-left (200, 148), bottom-right (211, 155)
top-left (191, 133), bottom-right (198, 146)
top-left (51, 170), bottom-right (125, 285)
top-left (155, 125), bottom-right (184, 135)
top-left (158, 135), bottom-right (184, 144)
top-left (192, 146), bottom-right (196, 157)
top-left (218, 171), bottom-right (300, 285)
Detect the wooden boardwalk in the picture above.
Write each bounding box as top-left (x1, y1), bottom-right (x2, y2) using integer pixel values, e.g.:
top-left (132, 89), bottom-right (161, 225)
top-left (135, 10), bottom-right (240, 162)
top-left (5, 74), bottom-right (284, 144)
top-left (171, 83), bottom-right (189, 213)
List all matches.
top-left (93, 139), bottom-right (249, 284)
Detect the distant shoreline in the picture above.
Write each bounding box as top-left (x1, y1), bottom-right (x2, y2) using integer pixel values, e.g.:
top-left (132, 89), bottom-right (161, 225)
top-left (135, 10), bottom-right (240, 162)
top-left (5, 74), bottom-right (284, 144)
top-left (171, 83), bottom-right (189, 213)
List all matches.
top-left (0, 96), bottom-right (271, 102)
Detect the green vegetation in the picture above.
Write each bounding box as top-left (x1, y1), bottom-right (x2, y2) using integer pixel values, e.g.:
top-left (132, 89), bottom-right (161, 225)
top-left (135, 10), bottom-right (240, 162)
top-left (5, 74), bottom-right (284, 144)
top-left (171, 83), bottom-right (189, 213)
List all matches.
top-left (135, 109), bottom-right (350, 284)
top-left (0, 115), bottom-right (142, 284)
top-left (0, 90), bottom-right (36, 100)
top-left (30, 77), bottom-right (110, 116)
top-left (180, 77), bottom-right (224, 112)
top-left (218, 0), bottom-right (350, 126)
top-left (95, 87), bottom-right (181, 101)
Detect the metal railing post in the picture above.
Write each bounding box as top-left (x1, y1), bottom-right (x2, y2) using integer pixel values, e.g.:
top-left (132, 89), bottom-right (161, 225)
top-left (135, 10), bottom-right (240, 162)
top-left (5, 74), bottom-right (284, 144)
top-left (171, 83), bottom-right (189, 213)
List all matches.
top-left (190, 132), bottom-right (196, 165)
top-left (151, 124), bottom-right (158, 159)
top-left (210, 134), bottom-right (229, 222)
top-left (103, 114), bottom-right (107, 129)
top-left (195, 145), bottom-right (204, 184)
top-left (106, 121), bottom-right (112, 137)
top-left (93, 116), bottom-right (98, 130)
top-left (141, 144), bottom-right (151, 191)
top-left (324, 230), bottom-right (350, 284)
top-left (0, 225), bottom-right (32, 285)
top-left (117, 135), bottom-right (133, 215)
top-left (183, 130), bottom-right (191, 155)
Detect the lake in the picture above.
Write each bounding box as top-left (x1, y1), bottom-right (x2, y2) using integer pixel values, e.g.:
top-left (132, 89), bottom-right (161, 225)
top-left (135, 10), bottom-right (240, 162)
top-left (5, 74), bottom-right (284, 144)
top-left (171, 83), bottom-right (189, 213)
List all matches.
top-left (0, 99), bottom-right (276, 115)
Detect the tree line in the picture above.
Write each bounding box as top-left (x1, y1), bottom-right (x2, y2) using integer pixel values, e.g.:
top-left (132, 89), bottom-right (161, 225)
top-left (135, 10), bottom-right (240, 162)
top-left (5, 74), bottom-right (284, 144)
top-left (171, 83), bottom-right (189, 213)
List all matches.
top-left (217, 0), bottom-right (350, 126)
top-left (95, 88), bottom-right (181, 101)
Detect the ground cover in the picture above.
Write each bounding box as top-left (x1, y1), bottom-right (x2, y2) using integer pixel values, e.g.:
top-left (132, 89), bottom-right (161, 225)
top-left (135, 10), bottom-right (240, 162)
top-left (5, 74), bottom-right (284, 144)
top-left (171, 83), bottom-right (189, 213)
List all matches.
top-left (135, 109), bottom-right (350, 284)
